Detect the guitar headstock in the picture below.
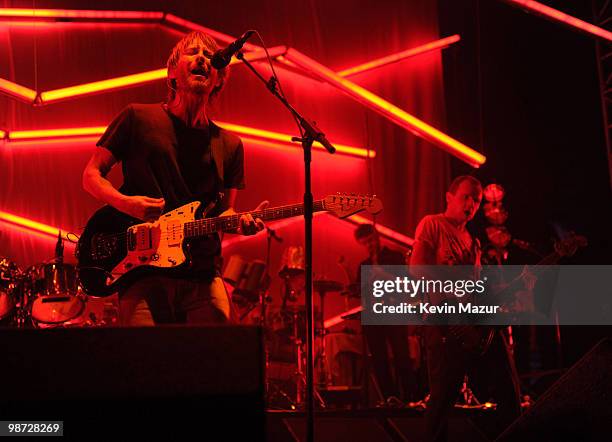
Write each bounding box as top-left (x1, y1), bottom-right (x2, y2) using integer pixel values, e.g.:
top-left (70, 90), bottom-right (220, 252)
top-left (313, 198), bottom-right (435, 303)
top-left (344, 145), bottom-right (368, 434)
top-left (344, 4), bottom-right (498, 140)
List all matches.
top-left (553, 232), bottom-right (588, 258)
top-left (324, 193), bottom-right (383, 219)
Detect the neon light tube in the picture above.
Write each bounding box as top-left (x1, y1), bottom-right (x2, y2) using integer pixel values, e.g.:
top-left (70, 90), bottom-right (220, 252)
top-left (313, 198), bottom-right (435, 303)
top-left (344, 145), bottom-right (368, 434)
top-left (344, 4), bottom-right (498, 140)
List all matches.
top-left (324, 305), bottom-right (363, 329)
top-left (0, 211), bottom-right (72, 241)
top-left (284, 48), bottom-right (486, 167)
top-left (346, 214), bottom-right (414, 247)
top-left (34, 47), bottom-right (286, 104)
top-left (338, 35), bottom-right (461, 78)
top-left (216, 121), bottom-right (373, 158)
top-left (39, 69), bottom-right (166, 104)
top-left (163, 14), bottom-right (261, 51)
top-left (501, 0), bottom-right (612, 42)
top-left (0, 77), bottom-right (37, 103)
top-left (0, 8), bottom-right (163, 21)
top-left (8, 126), bottom-right (107, 140)
top-left (6, 122), bottom-right (371, 158)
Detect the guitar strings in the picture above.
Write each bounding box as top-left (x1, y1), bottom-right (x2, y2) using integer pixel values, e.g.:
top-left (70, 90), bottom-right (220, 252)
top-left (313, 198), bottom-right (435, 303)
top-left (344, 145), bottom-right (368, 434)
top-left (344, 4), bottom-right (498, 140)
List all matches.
top-left (93, 203), bottom-right (328, 244)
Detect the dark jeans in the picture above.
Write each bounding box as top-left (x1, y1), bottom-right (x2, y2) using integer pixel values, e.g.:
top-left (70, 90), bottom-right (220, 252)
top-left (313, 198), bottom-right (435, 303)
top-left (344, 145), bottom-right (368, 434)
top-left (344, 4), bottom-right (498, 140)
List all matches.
top-left (118, 275), bottom-right (232, 325)
top-left (423, 327), bottom-right (521, 442)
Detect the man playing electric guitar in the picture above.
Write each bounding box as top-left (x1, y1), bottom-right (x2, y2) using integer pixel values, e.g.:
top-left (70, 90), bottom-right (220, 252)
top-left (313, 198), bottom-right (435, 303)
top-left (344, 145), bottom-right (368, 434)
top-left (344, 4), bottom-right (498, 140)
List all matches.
top-left (82, 32), bottom-right (265, 326)
top-left (411, 176), bottom-right (522, 442)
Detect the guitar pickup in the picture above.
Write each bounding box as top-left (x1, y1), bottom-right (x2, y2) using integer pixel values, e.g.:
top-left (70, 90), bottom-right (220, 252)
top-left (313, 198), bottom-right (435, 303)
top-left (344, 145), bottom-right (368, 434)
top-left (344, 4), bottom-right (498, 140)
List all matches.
top-left (166, 220), bottom-right (181, 247)
top-left (129, 225), bottom-right (153, 251)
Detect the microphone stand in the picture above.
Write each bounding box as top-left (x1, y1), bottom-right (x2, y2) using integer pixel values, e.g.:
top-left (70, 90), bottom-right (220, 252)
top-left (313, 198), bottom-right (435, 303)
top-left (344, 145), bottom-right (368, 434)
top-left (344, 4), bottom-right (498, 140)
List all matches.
top-left (236, 51), bottom-right (335, 442)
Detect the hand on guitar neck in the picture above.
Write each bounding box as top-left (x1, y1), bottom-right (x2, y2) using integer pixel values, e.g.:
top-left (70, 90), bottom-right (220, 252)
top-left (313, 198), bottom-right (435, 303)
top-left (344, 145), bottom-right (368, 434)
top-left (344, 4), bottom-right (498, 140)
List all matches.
top-left (219, 200), bottom-right (268, 236)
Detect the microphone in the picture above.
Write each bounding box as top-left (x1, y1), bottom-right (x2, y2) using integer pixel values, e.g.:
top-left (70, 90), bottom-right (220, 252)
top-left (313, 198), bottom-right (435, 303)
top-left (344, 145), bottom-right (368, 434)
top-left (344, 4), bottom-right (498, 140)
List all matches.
top-left (211, 30), bottom-right (256, 70)
top-left (55, 230), bottom-right (64, 264)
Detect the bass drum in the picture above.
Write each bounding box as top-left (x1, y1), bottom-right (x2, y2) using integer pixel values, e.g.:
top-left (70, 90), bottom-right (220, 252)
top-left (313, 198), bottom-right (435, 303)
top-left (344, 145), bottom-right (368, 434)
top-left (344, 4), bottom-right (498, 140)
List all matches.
top-left (0, 257), bottom-right (21, 321)
top-left (27, 263), bottom-right (85, 325)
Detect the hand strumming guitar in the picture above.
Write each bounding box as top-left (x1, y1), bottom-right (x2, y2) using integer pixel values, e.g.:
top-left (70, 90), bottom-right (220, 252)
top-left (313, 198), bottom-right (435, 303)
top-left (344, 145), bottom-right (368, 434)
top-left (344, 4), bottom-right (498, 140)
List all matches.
top-left (116, 195), bottom-right (165, 222)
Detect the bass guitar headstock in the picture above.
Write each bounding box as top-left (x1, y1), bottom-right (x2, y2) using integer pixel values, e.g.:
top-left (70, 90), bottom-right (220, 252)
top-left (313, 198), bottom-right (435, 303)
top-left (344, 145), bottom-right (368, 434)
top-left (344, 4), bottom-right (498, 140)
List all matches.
top-left (324, 193), bottom-right (383, 218)
top-left (554, 232), bottom-right (588, 258)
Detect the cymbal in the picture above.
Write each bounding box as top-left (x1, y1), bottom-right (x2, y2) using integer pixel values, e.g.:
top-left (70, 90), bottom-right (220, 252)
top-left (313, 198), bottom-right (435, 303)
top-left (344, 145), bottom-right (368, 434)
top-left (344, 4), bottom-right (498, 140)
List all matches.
top-left (313, 279), bottom-right (343, 293)
top-left (278, 266), bottom-right (305, 279)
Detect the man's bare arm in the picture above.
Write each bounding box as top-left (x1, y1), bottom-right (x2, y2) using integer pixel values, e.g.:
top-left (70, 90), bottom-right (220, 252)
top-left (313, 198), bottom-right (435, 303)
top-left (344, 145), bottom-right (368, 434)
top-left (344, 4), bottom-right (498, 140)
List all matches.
top-left (82, 147), bottom-right (164, 222)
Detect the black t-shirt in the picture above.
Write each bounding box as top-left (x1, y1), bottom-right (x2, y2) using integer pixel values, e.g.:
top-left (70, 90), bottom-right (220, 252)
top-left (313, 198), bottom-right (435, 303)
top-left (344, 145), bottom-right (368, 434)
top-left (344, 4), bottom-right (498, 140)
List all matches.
top-left (97, 103), bottom-right (245, 280)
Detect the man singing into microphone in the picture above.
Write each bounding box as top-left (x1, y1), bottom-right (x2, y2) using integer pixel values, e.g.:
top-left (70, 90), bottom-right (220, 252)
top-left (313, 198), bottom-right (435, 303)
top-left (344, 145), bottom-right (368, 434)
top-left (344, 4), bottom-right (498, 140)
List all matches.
top-left (82, 31), bottom-right (265, 326)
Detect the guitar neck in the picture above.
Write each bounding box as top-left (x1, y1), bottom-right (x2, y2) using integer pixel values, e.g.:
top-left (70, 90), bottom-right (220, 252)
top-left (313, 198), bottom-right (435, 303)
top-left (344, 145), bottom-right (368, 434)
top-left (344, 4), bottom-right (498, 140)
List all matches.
top-left (184, 200), bottom-right (326, 238)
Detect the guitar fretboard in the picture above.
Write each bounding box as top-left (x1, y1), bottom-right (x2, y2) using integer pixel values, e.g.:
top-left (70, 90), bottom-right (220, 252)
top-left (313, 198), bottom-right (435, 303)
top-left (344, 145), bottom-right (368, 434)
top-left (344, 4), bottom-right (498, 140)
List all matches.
top-left (184, 200), bottom-right (325, 238)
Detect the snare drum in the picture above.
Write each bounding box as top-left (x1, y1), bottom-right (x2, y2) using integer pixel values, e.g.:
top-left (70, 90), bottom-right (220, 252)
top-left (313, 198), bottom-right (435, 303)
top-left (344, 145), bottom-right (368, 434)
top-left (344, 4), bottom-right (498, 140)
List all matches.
top-left (27, 263), bottom-right (85, 324)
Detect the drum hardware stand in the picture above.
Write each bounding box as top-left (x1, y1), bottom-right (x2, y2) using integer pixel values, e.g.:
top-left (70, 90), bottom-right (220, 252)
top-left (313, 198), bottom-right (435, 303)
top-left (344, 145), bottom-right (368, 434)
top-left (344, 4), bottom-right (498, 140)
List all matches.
top-left (292, 308), bottom-right (326, 409)
top-left (364, 338), bottom-right (386, 407)
top-left (454, 375), bottom-right (496, 410)
top-left (276, 278), bottom-right (326, 409)
top-left (260, 227), bottom-right (276, 405)
top-left (314, 290), bottom-right (332, 387)
top-left (14, 278), bottom-right (28, 328)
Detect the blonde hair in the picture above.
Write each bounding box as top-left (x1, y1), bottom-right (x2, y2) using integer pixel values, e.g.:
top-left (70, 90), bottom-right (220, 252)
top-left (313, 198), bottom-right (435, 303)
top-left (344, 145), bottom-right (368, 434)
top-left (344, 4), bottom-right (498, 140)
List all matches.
top-left (166, 31), bottom-right (229, 104)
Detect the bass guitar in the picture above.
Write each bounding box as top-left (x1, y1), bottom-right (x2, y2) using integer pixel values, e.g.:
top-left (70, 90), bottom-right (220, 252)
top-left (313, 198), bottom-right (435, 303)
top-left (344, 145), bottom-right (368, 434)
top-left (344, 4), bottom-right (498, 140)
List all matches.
top-left (447, 233), bottom-right (587, 355)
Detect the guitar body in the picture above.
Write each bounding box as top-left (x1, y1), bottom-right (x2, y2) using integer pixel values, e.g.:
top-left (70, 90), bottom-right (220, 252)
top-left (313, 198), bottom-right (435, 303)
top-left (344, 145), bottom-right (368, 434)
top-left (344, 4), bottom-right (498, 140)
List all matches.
top-left (77, 201), bottom-right (201, 297)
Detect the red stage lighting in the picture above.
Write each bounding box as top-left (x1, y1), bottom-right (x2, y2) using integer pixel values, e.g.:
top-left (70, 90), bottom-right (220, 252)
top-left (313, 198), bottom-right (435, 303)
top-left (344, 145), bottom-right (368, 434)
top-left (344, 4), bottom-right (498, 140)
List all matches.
top-left (216, 121), bottom-right (373, 158)
top-left (0, 77), bottom-right (37, 103)
top-left (284, 49), bottom-right (486, 168)
top-left (39, 70), bottom-right (166, 104)
top-left (501, 0), bottom-right (612, 42)
top-left (324, 305), bottom-right (363, 329)
top-left (163, 14), bottom-right (261, 50)
top-left (337, 34), bottom-right (461, 78)
top-left (4, 122), bottom-right (371, 158)
top-left (7, 127), bottom-right (107, 140)
top-left (35, 47), bottom-right (286, 104)
top-left (0, 211), bottom-right (73, 241)
top-left (346, 214), bottom-right (414, 247)
top-left (0, 8), bottom-right (163, 22)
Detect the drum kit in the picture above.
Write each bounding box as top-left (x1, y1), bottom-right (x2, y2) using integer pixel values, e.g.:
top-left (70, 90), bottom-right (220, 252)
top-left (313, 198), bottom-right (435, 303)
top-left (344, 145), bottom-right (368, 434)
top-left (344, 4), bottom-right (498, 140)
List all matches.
top-left (0, 257), bottom-right (89, 327)
top-left (0, 235), bottom-right (117, 329)
top-left (223, 245), bottom-right (361, 409)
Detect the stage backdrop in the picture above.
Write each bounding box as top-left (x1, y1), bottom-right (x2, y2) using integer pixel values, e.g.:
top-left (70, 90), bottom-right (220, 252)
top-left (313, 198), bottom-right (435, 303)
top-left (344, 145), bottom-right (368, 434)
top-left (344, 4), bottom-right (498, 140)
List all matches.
top-left (0, 0), bottom-right (451, 319)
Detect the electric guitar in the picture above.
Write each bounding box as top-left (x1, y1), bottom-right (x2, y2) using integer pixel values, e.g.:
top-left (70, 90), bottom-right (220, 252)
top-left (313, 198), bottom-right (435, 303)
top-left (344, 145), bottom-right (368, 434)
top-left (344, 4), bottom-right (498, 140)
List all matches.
top-left (447, 233), bottom-right (587, 355)
top-left (76, 194), bottom-right (383, 297)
